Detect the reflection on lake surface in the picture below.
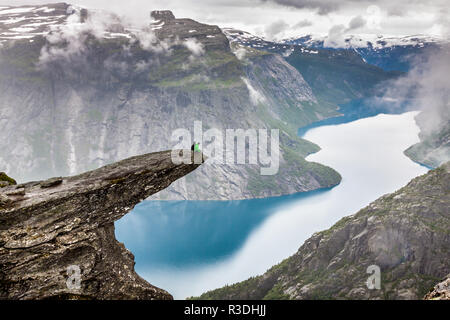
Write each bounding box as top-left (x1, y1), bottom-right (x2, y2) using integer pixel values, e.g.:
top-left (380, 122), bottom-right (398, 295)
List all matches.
top-left (115, 111), bottom-right (428, 299)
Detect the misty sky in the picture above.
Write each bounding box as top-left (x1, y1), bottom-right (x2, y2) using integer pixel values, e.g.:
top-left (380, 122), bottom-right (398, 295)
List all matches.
top-left (1, 0), bottom-right (449, 40)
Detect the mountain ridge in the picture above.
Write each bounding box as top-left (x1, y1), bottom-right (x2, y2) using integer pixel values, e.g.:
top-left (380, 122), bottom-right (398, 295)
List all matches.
top-left (0, 149), bottom-right (203, 299)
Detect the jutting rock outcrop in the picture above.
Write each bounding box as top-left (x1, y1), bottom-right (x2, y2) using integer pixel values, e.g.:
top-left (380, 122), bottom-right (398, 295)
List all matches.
top-left (0, 150), bottom-right (203, 299)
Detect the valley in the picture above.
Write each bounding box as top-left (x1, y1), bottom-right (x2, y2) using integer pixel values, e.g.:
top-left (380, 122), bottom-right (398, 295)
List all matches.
top-left (116, 111), bottom-right (429, 299)
top-left (0, 2), bottom-right (449, 302)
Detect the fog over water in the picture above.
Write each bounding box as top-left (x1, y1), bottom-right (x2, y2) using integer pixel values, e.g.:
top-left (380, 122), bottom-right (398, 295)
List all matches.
top-left (115, 111), bottom-right (428, 299)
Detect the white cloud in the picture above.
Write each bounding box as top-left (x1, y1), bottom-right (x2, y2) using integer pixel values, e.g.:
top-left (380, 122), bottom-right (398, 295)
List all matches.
top-left (183, 37), bottom-right (205, 57)
top-left (241, 77), bottom-right (266, 105)
top-left (37, 6), bottom-right (174, 67)
top-left (4, 0), bottom-right (450, 40)
top-left (233, 46), bottom-right (248, 60)
top-left (39, 8), bottom-right (105, 65)
top-left (264, 20), bottom-right (289, 40)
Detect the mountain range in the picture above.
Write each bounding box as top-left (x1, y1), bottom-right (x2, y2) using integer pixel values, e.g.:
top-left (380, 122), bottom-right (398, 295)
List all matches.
top-left (0, 2), bottom-right (449, 301)
top-left (0, 3), bottom-right (345, 200)
top-left (0, 3), bottom-right (423, 200)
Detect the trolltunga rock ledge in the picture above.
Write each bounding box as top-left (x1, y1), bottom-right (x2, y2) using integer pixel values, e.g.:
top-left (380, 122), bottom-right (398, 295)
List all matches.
top-left (0, 150), bottom-right (203, 300)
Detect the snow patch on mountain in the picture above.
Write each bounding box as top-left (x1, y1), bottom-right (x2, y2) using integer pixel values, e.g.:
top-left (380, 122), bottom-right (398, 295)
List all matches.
top-left (283, 33), bottom-right (448, 49)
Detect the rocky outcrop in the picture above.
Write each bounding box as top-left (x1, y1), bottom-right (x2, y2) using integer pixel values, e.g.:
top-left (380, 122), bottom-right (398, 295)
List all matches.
top-left (150, 10), bottom-right (229, 51)
top-left (196, 162), bottom-right (450, 300)
top-left (0, 150), bottom-right (203, 300)
top-left (424, 275), bottom-right (450, 300)
top-left (224, 28), bottom-right (400, 106)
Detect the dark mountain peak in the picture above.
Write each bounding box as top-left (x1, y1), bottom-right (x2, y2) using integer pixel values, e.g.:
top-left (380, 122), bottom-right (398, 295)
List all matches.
top-left (149, 10), bottom-right (229, 51)
top-left (150, 10), bottom-right (175, 22)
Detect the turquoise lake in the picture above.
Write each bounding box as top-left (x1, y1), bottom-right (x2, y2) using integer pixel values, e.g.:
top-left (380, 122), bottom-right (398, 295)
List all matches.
top-left (115, 110), bottom-right (428, 299)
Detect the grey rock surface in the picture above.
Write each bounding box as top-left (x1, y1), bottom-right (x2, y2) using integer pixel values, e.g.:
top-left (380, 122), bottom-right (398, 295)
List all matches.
top-left (0, 5), bottom-right (341, 200)
top-left (0, 149), bottom-right (202, 300)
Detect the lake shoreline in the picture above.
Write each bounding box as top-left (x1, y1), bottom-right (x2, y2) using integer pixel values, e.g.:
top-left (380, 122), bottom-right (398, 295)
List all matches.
top-left (116, 110), bottom-right (428, 299)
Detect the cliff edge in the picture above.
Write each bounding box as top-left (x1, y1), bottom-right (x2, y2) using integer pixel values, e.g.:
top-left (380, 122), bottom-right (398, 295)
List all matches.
top-left (0, 150), bottom-right (202, 299)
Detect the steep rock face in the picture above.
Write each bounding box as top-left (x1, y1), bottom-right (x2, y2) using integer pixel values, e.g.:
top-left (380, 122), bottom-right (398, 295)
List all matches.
top-left (150, 10), bottom-right (229, 51)
top-left (224, 28), bottom-right (400, 106)
top-left (0, 150), bottom-right (202, 299)
top-left (150, 50), bottom-right (341, 200)
top-left (0, 5), bottom-right (341, 200)
top-left (196, 162), bottom-right (450, 300)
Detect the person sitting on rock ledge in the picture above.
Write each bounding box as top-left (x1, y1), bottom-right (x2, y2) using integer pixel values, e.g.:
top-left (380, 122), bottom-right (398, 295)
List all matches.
top-left (191, 142), bottom-right (201, 152)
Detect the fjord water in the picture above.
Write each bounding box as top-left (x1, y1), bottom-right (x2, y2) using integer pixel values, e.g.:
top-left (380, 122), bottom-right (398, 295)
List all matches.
top-left (115, 111), bottom-right (428, 299)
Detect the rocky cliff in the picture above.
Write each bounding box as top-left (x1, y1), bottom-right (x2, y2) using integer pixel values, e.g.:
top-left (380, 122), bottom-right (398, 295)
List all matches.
top-left (424, 274), bottom-right (450, 300)
top-left (224, 28), bottom-right (400, 106)
top-left (0, 149), bottom-right (202, 299)
top-left (195, 162), bottom-right (450, 300)
top-left (0, 3), bottom-right (341, 200)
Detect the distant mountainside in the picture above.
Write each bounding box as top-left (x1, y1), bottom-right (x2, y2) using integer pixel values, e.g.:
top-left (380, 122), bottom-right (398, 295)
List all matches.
top-left (282, 32), bottom-right (450, 169)
top-left (195, 162), bottom-right (450, 300)
top-left (284, 34), bottom-right (446, 72)
top-left (0, 3), bottom-right (345, 200)
top-left (224, 28), bottom-right (401, 106)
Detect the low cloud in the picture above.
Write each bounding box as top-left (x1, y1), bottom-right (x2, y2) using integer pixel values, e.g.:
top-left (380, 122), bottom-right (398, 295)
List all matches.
top-left (323, 15), bottom-right (367, 48)
top-left (183, 37), bottom-right (205, 57)
top-left (262, 0), bottom-right (339, 15)
top-left (39, 7), bottom-right (111, 65)
top-left (5, 0), bottom-right (450, 40)
top-left (38, 6), bottom-right (173, 67)
top-left (232, 46), bottom-right (248, 60)
top-left (348, 15), bottom-right (366, 30)
top-left (133, 29), bottom-right (173, 53)
top-left (377, 46), bottom-right (450, 165)
top-left (282, 48), bottom-right (294, 57)
top-left (264, 20), bottom-right (289, 40)
top-left (380, 46), bottom-right (450, 119)
top-left (323, 24), bottom-right (347, 48)
top-left (242, 77), bottom-right (266, 105)
top-left (264, 19), bottom-right (313, 40)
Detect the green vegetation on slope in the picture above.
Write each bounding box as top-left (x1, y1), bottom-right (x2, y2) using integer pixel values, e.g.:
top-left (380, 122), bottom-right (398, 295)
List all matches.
top-left (149, 47), bottom-right (244, 90)
top-left (0, 30), bottom-right (341, 198)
